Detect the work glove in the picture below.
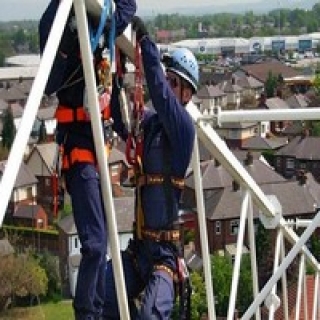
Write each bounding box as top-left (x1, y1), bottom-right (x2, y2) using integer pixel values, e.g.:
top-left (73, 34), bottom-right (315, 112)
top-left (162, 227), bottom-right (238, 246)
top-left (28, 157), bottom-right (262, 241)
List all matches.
top-left (59, 11), bottom-right (79, 57)
top-left (132, 16), bottom-right (148, 42)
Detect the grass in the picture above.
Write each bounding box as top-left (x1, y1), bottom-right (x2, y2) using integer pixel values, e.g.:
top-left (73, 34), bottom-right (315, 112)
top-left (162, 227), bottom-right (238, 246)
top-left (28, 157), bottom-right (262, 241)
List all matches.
top-left (0, 300), bottom-right (74, 320)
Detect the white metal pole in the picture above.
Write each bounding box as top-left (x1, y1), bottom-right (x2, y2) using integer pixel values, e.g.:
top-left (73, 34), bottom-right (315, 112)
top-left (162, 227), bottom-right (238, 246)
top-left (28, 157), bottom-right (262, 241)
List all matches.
top-left (280, 233), bottom-right (289, 320)
top-left (227, 191), bottom-right (249, 320)
top-left (191, 135), bottom-right (216, 320)
top-left (268, 229), bottom-right (282, 320)
top-left (0, 0), bottom-right (73, 226)
top-left (295, 254), bottom-right (304, 320)
top-left (303, 258), bottom-right (308, 320)
top-left (206, 107), bottom-right (320, 124)
top-left (241, 208), bottom-right (320, 320)
top-left (312, 272), bottom-right (319, 320)
top-left (247, 197), bottom-right (261, 320)
top-left (73, 1), bottom-right (130, 319)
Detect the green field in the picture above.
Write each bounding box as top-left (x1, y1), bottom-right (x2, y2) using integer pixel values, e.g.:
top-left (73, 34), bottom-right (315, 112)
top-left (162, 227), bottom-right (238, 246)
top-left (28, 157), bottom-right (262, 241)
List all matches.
top-left (0, 300), bottom-right (73, 320)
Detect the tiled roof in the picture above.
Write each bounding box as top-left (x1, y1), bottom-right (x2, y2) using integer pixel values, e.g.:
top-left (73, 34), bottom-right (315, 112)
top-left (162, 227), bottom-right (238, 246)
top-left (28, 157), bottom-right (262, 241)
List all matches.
top-left (197, 84), bottom-right (226, 98)
top-left (240, 61), bottom-right (301, 83)
top-left (0, 160), bottom-right (38, 187)
top-left (206, 179), bottom-right (317, 220)
top-left (13, 204), bottom-right (43, 219)
top-left (185, 158), bottom-right (286, 190)
top-left (276, 135), bottom-right (320, 159)
top-left (242, 136), bottom-right (288, 150)
top-left (265, 97), bottom-right (290, 109)
top-left (285, 93), bottom-right (310, 109)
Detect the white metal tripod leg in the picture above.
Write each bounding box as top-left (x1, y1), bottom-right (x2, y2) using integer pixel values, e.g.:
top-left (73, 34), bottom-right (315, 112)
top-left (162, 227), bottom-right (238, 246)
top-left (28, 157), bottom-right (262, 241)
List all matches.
top-left (0, 0), bottom-right (73, 225)
top-left (73, 1), bottom-right (130, 319)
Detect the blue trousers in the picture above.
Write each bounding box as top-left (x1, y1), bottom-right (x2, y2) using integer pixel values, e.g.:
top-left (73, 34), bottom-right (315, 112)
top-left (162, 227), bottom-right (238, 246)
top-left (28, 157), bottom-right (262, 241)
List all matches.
top-left (104, 240), bottom-right (176, 319)
top-left (65, 163), bottom-right (107, 320)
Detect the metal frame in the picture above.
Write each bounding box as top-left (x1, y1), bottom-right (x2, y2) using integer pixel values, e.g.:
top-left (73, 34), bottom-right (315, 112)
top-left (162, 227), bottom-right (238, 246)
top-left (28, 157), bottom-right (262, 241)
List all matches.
top-left (0, 1), bottom-right (320, 319)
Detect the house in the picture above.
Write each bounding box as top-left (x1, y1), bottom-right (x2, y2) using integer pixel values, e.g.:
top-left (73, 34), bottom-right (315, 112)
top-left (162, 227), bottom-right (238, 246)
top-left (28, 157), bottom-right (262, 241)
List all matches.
top-left (239, 60), bottom-right (301, 84)
top-left (12, 204), bottom-right (48, 229)
top-left (196, 84), bottom-right (227, 114)
top-left (218, 78), bottom-right (243, 109)
top-left (0, 83), bottom-right (26, 105)
top-left (234, 74), bottom-right (264, 100)
top-left (257, 94), bottom-right (291, 134)
top-left (214, 121), bottom-right (259, 149)
top-left (182, 154), bottom-right (320, 259)
top-left (57, 196), bottom-right (134, 297)
top-left (0, 160), bottom-right (38, 221)
top-left (32, 106), bottom-right (57, 142)
top-left (274, 133), bottom-right (320, 181)
top-left (25, 142), bottom-right (59, 219)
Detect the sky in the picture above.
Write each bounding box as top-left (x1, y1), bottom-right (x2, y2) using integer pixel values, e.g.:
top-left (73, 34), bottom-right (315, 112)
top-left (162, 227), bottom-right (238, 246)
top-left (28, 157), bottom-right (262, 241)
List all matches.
top-left (0, 0), bottom-right (306, 21)
top-left (0, 0), bottom-right (266, 21)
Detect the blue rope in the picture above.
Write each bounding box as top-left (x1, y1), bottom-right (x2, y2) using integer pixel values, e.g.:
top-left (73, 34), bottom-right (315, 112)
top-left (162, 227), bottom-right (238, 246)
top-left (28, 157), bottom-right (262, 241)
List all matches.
top-left (108, 3), bottom-right (116, 66)
top-left (89, 0), bottom-right (111, 52)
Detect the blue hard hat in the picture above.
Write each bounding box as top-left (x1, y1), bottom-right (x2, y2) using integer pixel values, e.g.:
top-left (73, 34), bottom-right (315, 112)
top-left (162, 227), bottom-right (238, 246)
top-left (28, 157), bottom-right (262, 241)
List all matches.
top-left (165, 48), bottom-right (199, 93)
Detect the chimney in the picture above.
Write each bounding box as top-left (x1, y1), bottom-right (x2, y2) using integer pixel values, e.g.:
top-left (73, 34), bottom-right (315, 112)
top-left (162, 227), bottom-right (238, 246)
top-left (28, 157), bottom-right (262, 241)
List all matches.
top-left (297, 169), bottom-right (307, 186)
top-left (232, 180), bottom-right (240, 191)
top-left (302, 128), bottom-right (310, 138)
top-left (244, 151), bottom-right (253, 166)
top-left (258, 92), bottom-right (266, 107)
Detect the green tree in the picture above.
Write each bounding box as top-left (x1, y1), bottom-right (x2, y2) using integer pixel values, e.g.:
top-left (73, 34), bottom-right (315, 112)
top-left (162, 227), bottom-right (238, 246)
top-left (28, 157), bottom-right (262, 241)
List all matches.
top-left (211, 254), bottom-right (233, 316)
top-left (37, 250), bottom-right (62, 301)
top-left (38, 120), bottom-right (47, 143)
top-left (1, 107), bottom-right (16, 150)
top-left (265, 72), bottom-right (278, 98)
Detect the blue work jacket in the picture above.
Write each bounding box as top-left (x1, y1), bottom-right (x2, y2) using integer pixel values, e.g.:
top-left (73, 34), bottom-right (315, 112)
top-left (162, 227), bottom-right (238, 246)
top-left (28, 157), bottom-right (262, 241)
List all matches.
top-left (38, 0), bottom-right (136, 150)
top-left (111, 36), bottom-right (195, 230)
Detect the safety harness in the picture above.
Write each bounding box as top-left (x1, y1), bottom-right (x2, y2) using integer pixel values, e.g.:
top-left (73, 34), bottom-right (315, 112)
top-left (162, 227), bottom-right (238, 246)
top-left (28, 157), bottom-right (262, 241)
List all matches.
top-left (117, 38), bottom-right (192, 318)
top-left (54, 1), bottom-right (115, 174)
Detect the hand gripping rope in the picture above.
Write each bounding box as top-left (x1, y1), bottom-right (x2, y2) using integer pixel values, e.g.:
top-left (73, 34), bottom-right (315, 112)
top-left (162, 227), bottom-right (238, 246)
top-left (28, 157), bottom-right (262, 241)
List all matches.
top-left (125, 41), bottom-right (144, 169)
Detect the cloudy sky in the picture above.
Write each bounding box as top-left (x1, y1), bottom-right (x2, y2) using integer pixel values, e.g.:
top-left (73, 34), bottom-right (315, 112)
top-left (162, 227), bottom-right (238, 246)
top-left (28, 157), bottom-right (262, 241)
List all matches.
top-left (0, 0), bottom-right (306, 21)
top-left (0, 0), bottom-right (263, 21)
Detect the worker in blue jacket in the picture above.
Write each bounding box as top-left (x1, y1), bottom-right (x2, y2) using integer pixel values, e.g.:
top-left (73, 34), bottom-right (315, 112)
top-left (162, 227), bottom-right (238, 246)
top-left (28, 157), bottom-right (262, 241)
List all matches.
top-left (39, 1), bottom-right (136, 319)
top-left (105, 16), bottom-right (199, 319)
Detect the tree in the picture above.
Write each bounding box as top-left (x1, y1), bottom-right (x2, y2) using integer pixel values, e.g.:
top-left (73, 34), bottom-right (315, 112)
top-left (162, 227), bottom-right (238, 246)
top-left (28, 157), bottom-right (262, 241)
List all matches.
top-left (38, 120), bottom-right (47, 143)
top-left (37, 250), bottom-right (61, 301)
top-left (0, 249), bottom-right (48, 310)
top-left (265, 72), bottom-right (278, 98)
top-left (1, 107), bottom-right (16, 150)
top-left (211, 254), bottom-right (233, 316)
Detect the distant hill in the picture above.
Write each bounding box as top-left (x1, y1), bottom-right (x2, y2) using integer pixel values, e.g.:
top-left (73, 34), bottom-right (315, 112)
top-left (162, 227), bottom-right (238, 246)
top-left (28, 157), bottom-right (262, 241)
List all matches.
top-left (139, 0), bottom-right (319, 16)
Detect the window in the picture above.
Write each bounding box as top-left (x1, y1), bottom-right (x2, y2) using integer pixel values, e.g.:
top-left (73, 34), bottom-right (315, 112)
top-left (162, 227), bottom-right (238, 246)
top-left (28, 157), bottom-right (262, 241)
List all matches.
top-left (74, 238), bottom-right (78, 249)
top-left (286, 158), bottom-right (295, 170)
top-left (230, 220), bottom-right (239, 235)
top-left (45, 178), bottom-right (51, 187)
top-left (215, 221), bottom-right (221, 235)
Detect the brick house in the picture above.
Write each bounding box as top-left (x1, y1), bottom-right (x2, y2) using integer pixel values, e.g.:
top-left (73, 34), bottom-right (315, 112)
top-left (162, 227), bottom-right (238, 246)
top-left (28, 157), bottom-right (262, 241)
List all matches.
top-left (0, 160), bottom-right (38, 221)
top-left (182, 153), bottom-right (320, 259)
top-left (274, 133), bottom-right (320, 181)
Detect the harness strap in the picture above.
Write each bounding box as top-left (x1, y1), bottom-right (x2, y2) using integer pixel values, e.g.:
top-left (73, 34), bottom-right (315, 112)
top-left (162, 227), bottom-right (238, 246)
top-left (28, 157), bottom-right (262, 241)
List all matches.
top-left (55, 105), bottom-right (111, 124)
top-left (62, 148), bottom-right (96, 170)
top-left (141, 227), bottom-right (181, 242)
top-left (62, 146), bottom-right (110, 170)
top-left (137, 173), bottom-right (185, 189)
top-left (154, 264), bottom-right (178, 282)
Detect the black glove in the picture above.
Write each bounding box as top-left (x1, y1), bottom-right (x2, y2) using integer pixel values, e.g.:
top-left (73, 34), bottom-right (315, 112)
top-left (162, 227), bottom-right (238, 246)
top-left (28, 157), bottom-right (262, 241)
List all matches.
top-left (132, 16), bottom-right (148, 42)
top-left (119, 49), bottom-right (128, 74)
top-left (59, 12), bottom-right (79, 56)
